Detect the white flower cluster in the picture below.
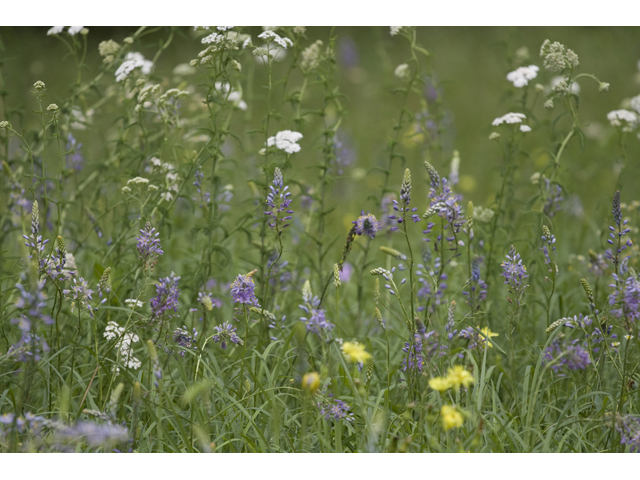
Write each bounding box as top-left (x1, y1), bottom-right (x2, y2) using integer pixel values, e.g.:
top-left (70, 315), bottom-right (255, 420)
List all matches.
top-left (390, 27), bottom-right (405, 36)
top-left (550, 76), bottom-right (580, 95)
top-left (267, 130), bottom-right (303, 154)
top-left (258, 30), bottom-right (293, 49)
top-left (47, 26), bottom-right (84, 36)
top-left (607, 110), bottom-right (638, 130)
top-left (124, 298), bottom-right (144, 309)
top-left (394, 63), bottom-right (410, 80)
top-left (103, 322), bottom-right (141, 371)
top-left (115, 52), bottom-right (153, 82)
top-left (214, 82), bottom-right (247, 110)
top-left (506, 65), bottom-right (539, 88)
top-left (492, 113), bottom-right (530, 132)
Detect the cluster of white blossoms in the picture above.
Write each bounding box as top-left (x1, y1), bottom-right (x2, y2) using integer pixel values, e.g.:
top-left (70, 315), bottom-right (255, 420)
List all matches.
top-left (267, 130), bottom-right (303, 154)
top-left (550, 76), bottom-right (580, 95)
top-left (506, 65), bottom-right (539, 87)
top-left (115, 52), bottom-right (153, 82)
top-left (122, 176), bottom-right (158, 195)
top-left (390, 27), bottom-right (405, 36)
top-left (258, 30), bottom-right (293, 49)
top-left (47, 26), bottom-right (84, 36)
top-left (124, 298), bottom-right (144, 309)
top-left (491, 112), bottom-right (531, 132)
top-left (394, 63), bottom-right (410, 80)
top-left (103, 322), bottom-right (141, 371)
top-left (607, 109), bottom-right (638, 131)
top-left (214, 82), bottom-right (247, 110)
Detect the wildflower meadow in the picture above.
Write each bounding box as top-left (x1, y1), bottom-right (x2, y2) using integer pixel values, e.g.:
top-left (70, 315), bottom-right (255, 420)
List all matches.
top-left (2, 25), bottom-right (640, 454)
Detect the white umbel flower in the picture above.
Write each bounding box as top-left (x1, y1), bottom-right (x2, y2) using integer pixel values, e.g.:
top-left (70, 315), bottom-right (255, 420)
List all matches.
top-left (607, 110), bottom-right (638, 130)
top-left (506, 65), bottom-right (539, 87)
top-left (394, 63), bottom-right (410, 80)
top-left (520, 125), bottom-right (532, 133)
top-left (492, 112), bottom-right (526, 126)
top-left (390, 27), bottom-right (404, 36)
top-left (551, 76), bottom-right (580, 94)
top-left (267, 130), bottom-right (303, 154)
top-left (258, 30), bottom-right (293, 49)
top-left (115, 52), bottom-right (153, 82)
top-left (47, 26), bottom-right (64, 36)
top-left (68, 26), bottom-right (84, 36)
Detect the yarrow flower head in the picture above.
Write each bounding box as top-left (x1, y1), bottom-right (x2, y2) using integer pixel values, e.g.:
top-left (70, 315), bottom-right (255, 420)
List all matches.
top-left (539, 39), bottom-right (579, 72)
top-left (265, 167), bottom-right (294, 231)
top-left (103, 321), bottom-right (141, 371)
top-left (115, 52), bottom-right (153, 82)
top-left (258, 30), bottom-right (293, 49)
top-left (353, 211), bottom-right (381, 239)
top-left (506, 65), bottom-right (539, 87)
top-left (607, 110), bottom-right (638, 131)
top-left (492, 112), bottom-right (528, 127)
top-left (212, 322), bottom-right (243, 349)
top-left (230, 271), bottom-right (260, 306)
top-left (267, 130), bottom-right (303, 154)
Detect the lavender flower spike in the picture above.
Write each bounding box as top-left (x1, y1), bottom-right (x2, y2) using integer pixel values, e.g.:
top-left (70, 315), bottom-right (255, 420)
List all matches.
top-left (264, 167), bottom-right (294, 232)
top-left (230, 270), bottom-right (260, 306)
top-left (137, 222), bottom-right (163, 271)
top-left (501, 245), bottom-right (529, 303)
top-left (212, 322), bottom-right (244, 349)
top-left (150, 272), bottom-right (180, 320)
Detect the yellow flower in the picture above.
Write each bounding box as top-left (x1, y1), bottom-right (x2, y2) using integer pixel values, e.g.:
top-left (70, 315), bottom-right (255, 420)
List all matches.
top-left (301, 372), bottom-right (320, 393)
top-left (341, 341), bottom-right (372, 365)
top-left (428, 376), bottom-right (452, 392)
top-left (479, 326), bottom-right (499, 348)
top-left (440, 405), bottom-right (464, 431)
top-left (445, 365), bottom-right (474, 390)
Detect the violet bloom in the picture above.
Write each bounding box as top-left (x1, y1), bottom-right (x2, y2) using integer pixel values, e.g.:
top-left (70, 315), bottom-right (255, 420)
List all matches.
top-left (230, 272), bottom-right (260, 306)
top-left (23, 201), bottom-right (49, 264)
top-left (339, 262), bottom-right (354, 283)
top-left (462, 257), bottom-right (487, 310)
top-left (543, 179), bottom-right (563, 218)
top-left (264, 167), bottom-right (293, 232)
top-left (55, 421), bottom-right (129, 448)
top-left (353, 211), bottom-right (381, 239)
top-left (388, 168), bottom-right (419, 232)
top-left (137, 222), bottom-right (163, 271)
top-left (614, 415), bottom-right (640, 452)
top-left (423, 174), bottom-right (465, 246)
top-left (300, 308), bottom-right (334, 335)
top-left (540, 226), bottom-right (556, 269)
top-left (212, 322), bottom-right (243, 349)
top-left (608, 273), bottom-right (640, 322)
top-left (605, 191), bottom-right (633, 270)
top-left (401, 334), bottom-right (424, 372)
top-left (172, 327), bottom-right (198, 356)
top-left (66, 133), bottom-right (84, 171)
top-left (542, 339), bottom-right (591, 376)
top-left (63, 277), bottom-right (97, 317)
top-left (318, 398), bottom-right (354, 422)
top-left (150, 272), bottom-right (180, 320)
top-left (501, 245), bottom-right (529, 304)
top-left (9, 276), bottom-right (52, 362)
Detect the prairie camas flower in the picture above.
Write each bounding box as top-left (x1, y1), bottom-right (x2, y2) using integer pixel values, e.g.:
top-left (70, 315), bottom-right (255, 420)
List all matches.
top-left (542, 339), bottom-right (591, 375)
top-left (541, 225), bottom-right (557, 271)
top-left (318, 398), bottom-right (354, 422)
top-left (353, 211), bottom-right (381, 239)
top-left (137, 222), bottom-right (163, 272)
top-left (266, 130), bottom-right (303, 154)
top-left (301, 308), bottom-right (333, 335)
top-left (501, 245), bottom-right (529, 304)
top-left (388, 168), bottom-right (419, 232)
top-left (506, 65), bottom-right (539, 87)
top-left (612, 414), bottom-right (640, 452)
top-left (230, 271), bottom-right (260, 306)
top-left (605, 191), bottom-right (633, 270)
top-left (212, 322), bottom-right (243, 349)
top-left (265, 167), bottom-right (293, 231)
top-left (150, 272), bottom-right (180, 320)
top-left (172, 327), bottom-right (198, 356)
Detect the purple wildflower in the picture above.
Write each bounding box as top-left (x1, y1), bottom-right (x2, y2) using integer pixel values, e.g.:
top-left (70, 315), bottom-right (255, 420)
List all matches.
top-left (543, 179), bottom-right (563, 218)
top-left (137, 222), bottom-right (163, 271)
top-left (501, 245), bottom-right (529, 304)
top-left (264, 167), bottom-right (293, 232)
top-left (609, 273), bottom-right (640, 322)
top-left (613, 414), bottom-right (640, 452)
top-left (230, 271), bottom-right (260, 306)
top-left (402, 334), bottom-right (424, 372)
top-left (605, 191), bottom-right (633, 271)
top-left (300, 308), bottom-right (334, 335)
top-left (353, 211), bottom-right (381, 239)
top-left (541, 226), bottom-right (556, 270)
top-left (23, 201), bottom-right (49, 264)
top-left (423, 171), bottom-right (465, 247)
top-left (212, 322), bottom-right (243, 349)
top-left (172, 326), bottom-right (198, 356)
top-left (339, 262), bottom-right (354, 283)
top-left (150, 272), bottom-right (180, 320)
top-left (542, 339), bottom-right (591, 375)
top-left (66, 133), bottom-right (84, 171)
top-left (318, 398), bottom-right (354, 422)
top-left (55, 420), bottom-right (129, 448)
top-left (63, 277), bottom-right (96, 317)
top-left (463, 257), bottom-right (488, 310)
top-left (388, 169), bottom-right (420, 232)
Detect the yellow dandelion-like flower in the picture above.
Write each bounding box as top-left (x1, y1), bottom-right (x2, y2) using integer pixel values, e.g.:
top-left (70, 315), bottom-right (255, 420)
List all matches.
top-left (301, 372), bottom-right (320, 393)
top-left (428, 376), bottom-right (452, 392)
top-left (479, 326), bottom-right (499, 348)
top-left (440, 405), bottom-right (464, 431)
top-left (445, 365), bottom-right (474, 390)
top-left (341, 341), bottom-right (372, 365)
